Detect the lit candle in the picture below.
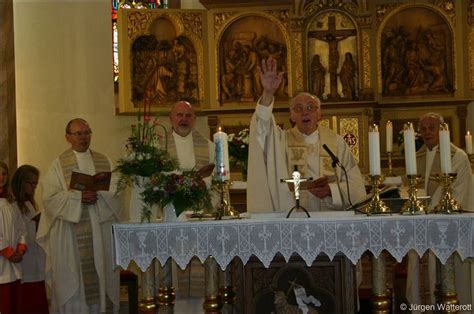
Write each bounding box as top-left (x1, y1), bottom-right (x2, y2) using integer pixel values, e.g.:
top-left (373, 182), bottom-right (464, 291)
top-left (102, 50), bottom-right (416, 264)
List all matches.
top-left (403, 123), bottom-right (417, 175)
top-left (466, 131), bottom-right (472, 155)
top-left (213, 127), bottom-right (230, 181)
top-left (386, 120), bottom-right (393, 153)
top-left (369, 124), bottom-right (381, 176)
top-left (439, 123), bottom-right (452, 174)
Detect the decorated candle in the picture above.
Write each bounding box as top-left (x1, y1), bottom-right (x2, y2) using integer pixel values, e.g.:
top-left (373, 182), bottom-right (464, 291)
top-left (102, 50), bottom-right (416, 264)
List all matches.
top-left (386, 120), bottom-right (393, 153)
top-left (466, 131), bottom-right (472, 155)
top-left (369, 124), bottom-right (381, 176)
top-left (403, 123), bottom-right (417, 175)
top-left (439, 123), bottom-right (452, 174)
top-left (213, 127), bottom-right (230, 181)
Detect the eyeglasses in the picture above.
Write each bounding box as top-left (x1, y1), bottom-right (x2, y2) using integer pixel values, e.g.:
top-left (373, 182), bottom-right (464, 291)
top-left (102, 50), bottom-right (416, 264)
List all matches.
top-left (67, 130), bottom-right (92, 137)
top-left (26, 181), bottom-right (38, 187)
top-left (292, 103), bottom-right (319, 114)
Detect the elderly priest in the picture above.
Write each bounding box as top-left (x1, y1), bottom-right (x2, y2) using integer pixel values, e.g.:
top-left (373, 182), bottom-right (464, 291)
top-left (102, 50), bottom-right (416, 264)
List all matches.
top-left (247, 57), bottom-right (366, 212)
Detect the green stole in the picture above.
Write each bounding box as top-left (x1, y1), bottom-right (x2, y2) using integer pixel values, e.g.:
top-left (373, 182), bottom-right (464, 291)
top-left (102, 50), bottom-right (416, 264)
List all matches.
top-left (59, 148), bottom-right (110, 306)
top-left (167, 130), bottom-right (210, 169)
top-left (286, 126), bottom-right (338, 177)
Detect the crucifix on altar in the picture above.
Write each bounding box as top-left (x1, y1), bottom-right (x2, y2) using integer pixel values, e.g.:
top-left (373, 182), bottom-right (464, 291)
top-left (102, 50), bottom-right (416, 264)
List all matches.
top-left (308, 15), bottom-right (357, 100)
top-left (280, 166), bottom-right (312, 218)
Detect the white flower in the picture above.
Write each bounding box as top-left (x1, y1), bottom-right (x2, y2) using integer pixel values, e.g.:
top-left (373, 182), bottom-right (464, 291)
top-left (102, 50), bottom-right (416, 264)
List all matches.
top-left (228, 133), bottom-right (235, 142)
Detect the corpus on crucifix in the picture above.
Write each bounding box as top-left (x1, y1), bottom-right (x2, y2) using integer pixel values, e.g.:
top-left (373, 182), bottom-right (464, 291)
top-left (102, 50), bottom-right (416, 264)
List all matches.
top-left (308, 15), bottom-right (356, 100)
top-left (280, 166), bottom-right (312, 218)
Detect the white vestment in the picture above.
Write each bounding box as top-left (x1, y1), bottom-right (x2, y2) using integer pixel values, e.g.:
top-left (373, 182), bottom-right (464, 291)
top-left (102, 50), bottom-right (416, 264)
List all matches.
top-left (0, 198), bottom-right (27, 284)
top-left (247, 101), bottom-right (366, 212)
top-left (14, 201), bottom-right (46, 283)
top-left (37, 149), bottom-right (122, 313)
top-left (406, 144), bottom-right (472, 309)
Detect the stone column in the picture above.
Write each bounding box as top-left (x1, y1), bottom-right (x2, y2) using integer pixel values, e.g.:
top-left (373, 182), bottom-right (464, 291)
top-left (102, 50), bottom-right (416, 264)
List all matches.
top-left (0, 0), bottom-right (17, 169)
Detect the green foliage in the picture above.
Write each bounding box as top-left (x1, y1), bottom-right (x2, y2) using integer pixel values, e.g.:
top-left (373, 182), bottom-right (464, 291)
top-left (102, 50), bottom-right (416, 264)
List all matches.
top-left (141, 170), bottom-right (212, 218)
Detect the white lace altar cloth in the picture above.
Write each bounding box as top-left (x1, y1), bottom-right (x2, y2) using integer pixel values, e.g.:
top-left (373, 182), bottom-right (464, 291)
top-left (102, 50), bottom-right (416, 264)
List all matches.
top-left (112, 212), bottom-right (474, 272)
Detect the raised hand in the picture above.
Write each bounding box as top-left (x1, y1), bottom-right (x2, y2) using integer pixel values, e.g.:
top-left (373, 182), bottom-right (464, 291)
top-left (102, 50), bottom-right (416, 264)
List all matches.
top-left (258, 57), bottom-right (284, 106)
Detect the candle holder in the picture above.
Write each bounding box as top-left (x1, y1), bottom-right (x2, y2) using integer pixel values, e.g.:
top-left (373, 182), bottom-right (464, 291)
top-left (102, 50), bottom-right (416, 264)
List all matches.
top-left (386, 152), bottom-right (395, 176)
top-left (364, 175), bottom-right (391, 216)
top-left (431, 173), bottom-right (462, 214)
top-left (400, 175), bottom-right (427, 215)
top-left (215, 180), bottom-right (240, 220)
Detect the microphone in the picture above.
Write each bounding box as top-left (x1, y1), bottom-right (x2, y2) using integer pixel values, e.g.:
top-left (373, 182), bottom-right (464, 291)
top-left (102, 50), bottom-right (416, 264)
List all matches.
top-left (322, 144), bottom-right (341, 168)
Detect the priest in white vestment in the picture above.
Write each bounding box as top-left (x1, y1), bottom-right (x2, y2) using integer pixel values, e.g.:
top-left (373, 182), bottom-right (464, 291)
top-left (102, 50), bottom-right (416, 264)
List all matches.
top-left (247, 57), bottom-right (366, 213)
top-left (37, 118), bottom-right (122, 313)
top-left (406, 112), bottom-right (472, 310)
top-left (167, 101), bottom-right (215, 298)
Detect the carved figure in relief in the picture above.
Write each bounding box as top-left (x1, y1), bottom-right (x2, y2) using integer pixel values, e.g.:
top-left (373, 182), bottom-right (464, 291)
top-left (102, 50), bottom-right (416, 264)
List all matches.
top-left (143, 41), bottom-right (174, 104)
top-left (339, 52), bottom-right (356, 99)
top-left (242, 44), bottom-right (259, 101)
top-left (131, 30), bottom-right (199, 107)
top-left (311, 54), bottom-right (326, 99)
top-left (380, 8), bottom-right (453, 97)
top-left (173, 37), bottom-right (188, 95)
top-left (220, 34), bottom-right (288, 103)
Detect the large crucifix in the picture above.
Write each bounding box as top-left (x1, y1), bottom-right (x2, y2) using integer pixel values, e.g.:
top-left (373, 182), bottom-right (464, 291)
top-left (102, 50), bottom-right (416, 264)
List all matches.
top-left (308, 16), bottom-right (356, 100)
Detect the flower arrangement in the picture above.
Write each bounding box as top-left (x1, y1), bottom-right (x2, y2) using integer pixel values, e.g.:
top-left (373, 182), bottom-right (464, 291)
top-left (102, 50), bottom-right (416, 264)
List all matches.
top-left (115, 113), bottom-right (178, 192)
top-left (397, 129), bottom-right (424, 152)
top-left (228, 128), bottom-right (249, 179)
top-left (116, 111), bottom-right (212, 222)
top-left (141, 170), bottom-right (212, 218)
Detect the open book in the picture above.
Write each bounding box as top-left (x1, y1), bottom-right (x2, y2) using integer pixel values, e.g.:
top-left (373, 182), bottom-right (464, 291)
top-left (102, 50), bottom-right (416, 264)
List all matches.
top-left (69, 171), bottom-right (111, 191)
top-left (286, 175), bottom-right (336, 191)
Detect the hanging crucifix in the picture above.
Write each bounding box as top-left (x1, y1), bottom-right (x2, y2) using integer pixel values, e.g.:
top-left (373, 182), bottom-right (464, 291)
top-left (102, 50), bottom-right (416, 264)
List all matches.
top-left (307, 15), bottom-right (357, 100)
top-left (280, 165), bottom-right (312, 218)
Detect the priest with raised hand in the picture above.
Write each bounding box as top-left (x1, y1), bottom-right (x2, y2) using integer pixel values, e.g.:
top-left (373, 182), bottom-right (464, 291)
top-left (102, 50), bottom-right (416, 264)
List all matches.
top-left (247, 57), bottom-right (366, 212)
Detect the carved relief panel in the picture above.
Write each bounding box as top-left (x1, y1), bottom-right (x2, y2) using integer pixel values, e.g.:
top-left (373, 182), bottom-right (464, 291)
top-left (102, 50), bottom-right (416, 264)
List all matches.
top-left (215, 11), bottom-right (291, 106)
top-left (377, 5), bottom-right (455, 97)
top-left (117, 9), bottom-right (206, 113)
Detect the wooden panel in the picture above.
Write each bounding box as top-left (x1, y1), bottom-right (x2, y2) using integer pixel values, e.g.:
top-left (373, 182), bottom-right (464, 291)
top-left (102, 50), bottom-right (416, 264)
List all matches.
top-left (238, 254), bottom-right (356, 314)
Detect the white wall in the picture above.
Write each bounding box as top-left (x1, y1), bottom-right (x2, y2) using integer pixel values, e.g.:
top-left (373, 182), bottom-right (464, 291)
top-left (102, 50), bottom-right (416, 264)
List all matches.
top-left (13, 1), bottom-right (209, 209)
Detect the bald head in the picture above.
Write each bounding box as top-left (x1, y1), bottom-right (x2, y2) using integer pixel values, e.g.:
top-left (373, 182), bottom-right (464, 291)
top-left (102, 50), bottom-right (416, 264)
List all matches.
top-left (170, 101), bottom-right (196, 137)
top-left (289, 92), bottom-right (322, 135)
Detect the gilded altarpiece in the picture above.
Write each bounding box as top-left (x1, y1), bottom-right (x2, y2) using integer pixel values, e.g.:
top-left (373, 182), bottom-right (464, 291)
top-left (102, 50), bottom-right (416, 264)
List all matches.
top-left (116, 1), bottom-right (471, 174)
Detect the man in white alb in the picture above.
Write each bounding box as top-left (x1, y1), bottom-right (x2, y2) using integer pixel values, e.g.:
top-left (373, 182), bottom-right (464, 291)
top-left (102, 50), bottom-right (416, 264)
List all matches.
top-left (407, 112), bottom-right (472, 309)
top-left (167, 101), bottom-right (214, 172)
top-left (167, 101), bottom-right (215, 298)
top-left (37, 118), bottom-right (121, 313)
top-left (247, 57), bottom-right (366, 212)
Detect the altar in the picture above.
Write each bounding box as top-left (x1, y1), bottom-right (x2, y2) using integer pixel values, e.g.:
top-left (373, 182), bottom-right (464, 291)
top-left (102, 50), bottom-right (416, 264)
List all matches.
top-left (112, 211), bottom-right (474, 313)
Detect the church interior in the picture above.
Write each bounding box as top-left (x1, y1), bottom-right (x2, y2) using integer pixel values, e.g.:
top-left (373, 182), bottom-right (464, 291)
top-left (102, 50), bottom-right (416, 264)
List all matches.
top-left (2, 0), bottom-right (474, 313)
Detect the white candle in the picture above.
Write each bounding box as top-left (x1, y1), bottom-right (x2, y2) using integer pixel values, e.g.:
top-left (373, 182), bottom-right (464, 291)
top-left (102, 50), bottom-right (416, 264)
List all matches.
top-left (439, 123), bottom-right (452, 174)
top-left (386, 120), bottom-right (393, 152)
top-left (213, 127), bottom-right (230, 181)
top-left (369, 124), bottom-right (381, 176)
top-left (403, 123), bottom-right (417, 175)
top-left (466, 131), bottom-right (472, 155)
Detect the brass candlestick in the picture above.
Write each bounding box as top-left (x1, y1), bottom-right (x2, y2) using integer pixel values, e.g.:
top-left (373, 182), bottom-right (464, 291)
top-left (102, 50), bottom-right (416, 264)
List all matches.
top-left (387, 152), bottom-right (395, 177)
top-left (364, 175), bottom-right (391, 216)
top-left (215, 180), bottom-right (240, 220)
top-left (400, 175), bottom-right (427, 215)
top-left (431, 173), bottom-right (462, 214)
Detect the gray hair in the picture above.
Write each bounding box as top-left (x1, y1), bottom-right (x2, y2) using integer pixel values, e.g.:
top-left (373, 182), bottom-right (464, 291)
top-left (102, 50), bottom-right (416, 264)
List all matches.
top-left (289, 92), bottom-right (321, 110)
top-left (418, 112), bottom-right (444, 131)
